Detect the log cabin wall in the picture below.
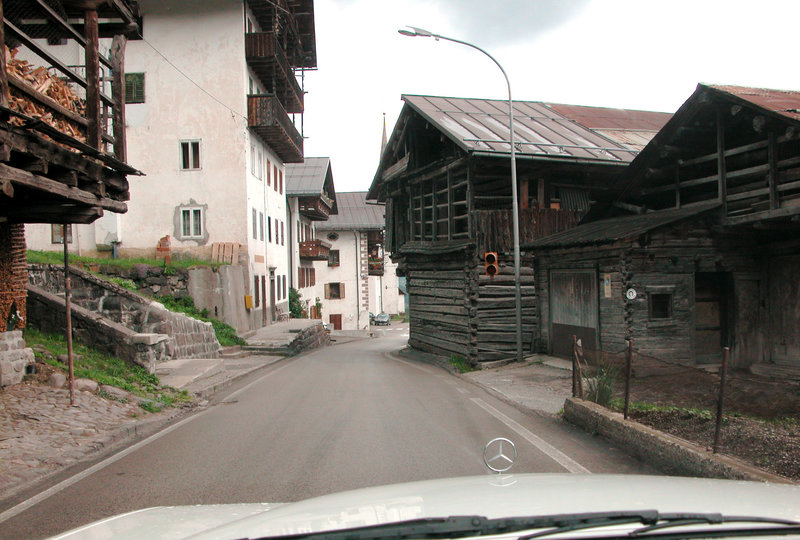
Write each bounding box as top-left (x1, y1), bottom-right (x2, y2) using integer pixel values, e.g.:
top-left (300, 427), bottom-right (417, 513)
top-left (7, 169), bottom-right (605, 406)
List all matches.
top-left (534, 216), bottom-right (766, 368)
top-left (0, 222), bottom-right (27, 330)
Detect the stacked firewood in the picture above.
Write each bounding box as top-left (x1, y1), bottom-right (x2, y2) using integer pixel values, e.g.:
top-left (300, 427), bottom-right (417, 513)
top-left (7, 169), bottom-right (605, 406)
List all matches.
top-left (4, 46), bottom-right (86, 142)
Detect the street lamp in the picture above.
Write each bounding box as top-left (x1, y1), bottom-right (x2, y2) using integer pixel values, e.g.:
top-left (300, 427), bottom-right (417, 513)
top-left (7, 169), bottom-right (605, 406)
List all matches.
top-left (399, 26), bottom-right (523, 364)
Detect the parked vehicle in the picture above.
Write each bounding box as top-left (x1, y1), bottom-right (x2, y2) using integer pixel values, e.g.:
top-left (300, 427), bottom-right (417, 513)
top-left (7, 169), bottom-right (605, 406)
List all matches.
top-left (374, 312), bottom-right (391, 326)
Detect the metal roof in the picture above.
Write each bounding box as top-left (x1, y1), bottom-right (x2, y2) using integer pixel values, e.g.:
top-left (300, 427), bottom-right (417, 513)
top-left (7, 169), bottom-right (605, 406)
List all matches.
top-left (710, 85), bottom-right (800, 122)
top-left (286, 157), bottom-right (331, 196)
top-left (524, 203), bottom-right (720, 249)
top-left (315, 192), bottom-right (384, 231)
top-left (402, 95), bottom-right (671, 163)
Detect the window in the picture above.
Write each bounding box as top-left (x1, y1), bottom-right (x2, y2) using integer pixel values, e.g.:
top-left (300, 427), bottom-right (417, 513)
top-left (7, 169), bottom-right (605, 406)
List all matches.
top-left (252, 208), bottom-right (257, 239)
top-left (283, 275), bottom-right (287, 299)
top-left (266, 159), bottom-right (271, 186)
top-left (254, 276), bottom-right (260, 307)
top-left (280, 221), bottom-right (284, 245)
top-left (51, 224), bottom-right (72, 244)
top-left (125, 73), bottom-right (145, 104)
top-left (325, 282), bottom-right (344, 300)
top-left (180, 208), bottom-right (203, 238)
top-left (250, 145), bottom-right (255, 175)
top-left (267, 216), bottom-right (272, 243)
top-left (259, 212), bottom-right (264, 240)
top-left (273, 165), bottom-right (278, 191)
top-left (649, 293), bottom-right (673, 319)
top-left (328, 249), bottom-right (340, 267)
top-left (279, 170), bottom-right (284, 194)
top-left (180, 140), bottom-right (201, 170)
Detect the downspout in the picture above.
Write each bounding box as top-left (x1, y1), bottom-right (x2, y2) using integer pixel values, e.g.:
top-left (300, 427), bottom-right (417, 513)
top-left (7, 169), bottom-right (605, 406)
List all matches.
top-left (353, 230), bottom-right (360, 330)
top-left (287, 202), bottom-right (293, 290)
top-left (262, 152), bottom-right (268, 326)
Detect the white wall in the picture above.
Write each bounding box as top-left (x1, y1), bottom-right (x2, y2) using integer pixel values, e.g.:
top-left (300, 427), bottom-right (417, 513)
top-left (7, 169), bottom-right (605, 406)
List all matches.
top-left (313, 229), bottom-right (368, 331)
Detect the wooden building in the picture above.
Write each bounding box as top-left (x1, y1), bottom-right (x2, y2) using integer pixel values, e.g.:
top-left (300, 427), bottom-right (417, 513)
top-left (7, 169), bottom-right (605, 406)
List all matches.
top-left (529, 84), bottom-right (800, 369)
top-left (368, 95), bottom-right (670, 364)
top-left (0, 0), bottom-right (139, 386)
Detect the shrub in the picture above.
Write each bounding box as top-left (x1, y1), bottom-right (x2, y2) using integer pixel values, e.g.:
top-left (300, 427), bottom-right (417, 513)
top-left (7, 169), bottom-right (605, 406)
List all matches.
top-left (289, 288), bottom-right (303, 318)
top-left (585, 363), bottom-right (619, 407)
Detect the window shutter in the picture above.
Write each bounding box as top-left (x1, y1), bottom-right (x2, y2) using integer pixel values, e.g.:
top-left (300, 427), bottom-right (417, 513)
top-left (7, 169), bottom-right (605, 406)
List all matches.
top-left (340, 282), bottom-right (345, 299)
top-left (325, 283), bottom-right (330, 299)
top-left (124, 73), bottom-right (145, 104)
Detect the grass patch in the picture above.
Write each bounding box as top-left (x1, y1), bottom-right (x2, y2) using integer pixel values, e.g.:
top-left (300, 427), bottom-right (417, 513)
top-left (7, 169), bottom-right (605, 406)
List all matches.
top-left (449, 354), bottom-right (476, 373)
top-left (157, 296), bottom-right (247, 347)
top-left (27, 250), bottom-right (219, 271)
top-left (23, 327), bottom-right (192, 411)
top-left (584, 363), bottom-right (619, 407)
top-left (609, 399), bottom-right (715, 420)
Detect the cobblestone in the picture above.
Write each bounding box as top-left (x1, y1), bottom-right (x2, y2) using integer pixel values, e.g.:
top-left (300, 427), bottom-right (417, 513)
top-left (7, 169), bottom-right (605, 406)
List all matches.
top-left (0, 381), bottom-right (172, 499)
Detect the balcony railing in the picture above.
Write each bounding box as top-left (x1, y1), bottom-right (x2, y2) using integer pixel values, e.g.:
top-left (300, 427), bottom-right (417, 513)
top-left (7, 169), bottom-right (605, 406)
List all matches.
top-left (298, 195), bottom-right (334, 221)
top-left (245, 32), bottom-right (304, 114)
top-left (248, 94), bottom-right (303, 163)
top-left (299, 239), bottom-right (331, 261)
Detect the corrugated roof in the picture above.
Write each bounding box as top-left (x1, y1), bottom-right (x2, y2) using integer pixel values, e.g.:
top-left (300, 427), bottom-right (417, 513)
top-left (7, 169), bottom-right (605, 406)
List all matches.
top-left (402, 95), bottom-right (671, 163)
top-left (524, 203), bottom-right (720, 249)
top-left (710, 85), bottom-right (800, 122)
top-left (286, 157), bottom-right (331, 196)
top-left (316, 192), bottom-right (384, 230)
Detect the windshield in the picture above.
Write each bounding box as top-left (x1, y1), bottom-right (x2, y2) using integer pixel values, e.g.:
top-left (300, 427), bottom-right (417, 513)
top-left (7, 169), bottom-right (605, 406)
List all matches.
top-left (1, 1), bottom-right (799, 540)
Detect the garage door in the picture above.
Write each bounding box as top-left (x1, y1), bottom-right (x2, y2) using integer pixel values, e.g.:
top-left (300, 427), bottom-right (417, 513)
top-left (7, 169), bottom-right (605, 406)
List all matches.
top-left (550, 269), bottom-right (598, 358)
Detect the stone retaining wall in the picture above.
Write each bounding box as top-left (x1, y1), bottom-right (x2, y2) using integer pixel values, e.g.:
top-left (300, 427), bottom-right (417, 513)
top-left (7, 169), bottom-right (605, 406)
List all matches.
top-left (27, 264), bottom-right (219, 371)
top-left (0, 330), bottom-right (35, 386)
top-left (563, 397), bottom-right (789, 483)
top-left (289, 323), bottom-right (330, 355)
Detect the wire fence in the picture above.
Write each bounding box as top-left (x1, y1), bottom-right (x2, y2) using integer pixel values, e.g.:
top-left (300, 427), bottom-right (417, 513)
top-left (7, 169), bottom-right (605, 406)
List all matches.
top-left (568, 336), bottom-right (800, 454)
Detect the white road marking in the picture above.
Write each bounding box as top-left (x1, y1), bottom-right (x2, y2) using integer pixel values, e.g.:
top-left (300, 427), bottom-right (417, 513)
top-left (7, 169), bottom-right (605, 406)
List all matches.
top-left (456, 387), bottom-right (469, 395)
top-left (0, 363), bottom-right (290, 524)
top-left (470, 398), bottom-right (591, 474)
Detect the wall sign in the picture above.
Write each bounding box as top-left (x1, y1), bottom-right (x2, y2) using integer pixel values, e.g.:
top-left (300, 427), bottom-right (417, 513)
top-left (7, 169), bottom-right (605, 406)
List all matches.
top-left (603, 274), bottom-right (612, 298)
top-left (625, 288), bottom-right (637, 300)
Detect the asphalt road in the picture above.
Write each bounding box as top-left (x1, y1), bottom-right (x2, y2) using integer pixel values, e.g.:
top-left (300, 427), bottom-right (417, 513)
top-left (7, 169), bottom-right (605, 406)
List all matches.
top-left (0, 324), bottom-right (652, 538)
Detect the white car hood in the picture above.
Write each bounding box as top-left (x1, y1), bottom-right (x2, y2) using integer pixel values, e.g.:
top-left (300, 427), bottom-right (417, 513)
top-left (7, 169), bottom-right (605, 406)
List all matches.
top-left (51, 474), bottom-right (800, 539)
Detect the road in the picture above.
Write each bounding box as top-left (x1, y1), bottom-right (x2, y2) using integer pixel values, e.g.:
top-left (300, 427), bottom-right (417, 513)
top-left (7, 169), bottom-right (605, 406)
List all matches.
top-left (0, 324), bottom-right (652, 538)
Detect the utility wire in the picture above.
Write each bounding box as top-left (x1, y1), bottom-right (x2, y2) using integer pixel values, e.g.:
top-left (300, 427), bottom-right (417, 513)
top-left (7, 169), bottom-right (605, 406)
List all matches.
top-left (137, 33), bottom-right (247, 120)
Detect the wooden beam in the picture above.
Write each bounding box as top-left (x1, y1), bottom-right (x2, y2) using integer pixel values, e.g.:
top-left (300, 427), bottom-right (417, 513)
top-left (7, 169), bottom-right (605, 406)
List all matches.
top-left (0, 0), bottom-right (8, 110)
top-left (0, 162), bottom-right (126, 212)
top-left (768, 131), bottom-right (778, 210)
top-left (110, 35), bottom-right (127, 162)
top-left (84, 9), bottom-right (101, 150)
top-left (31, 0), bottom-right (113, 70)
top-left (717, 108), bottom-right (727, 214)
top-left (0, 204), bottom-right (102, 223)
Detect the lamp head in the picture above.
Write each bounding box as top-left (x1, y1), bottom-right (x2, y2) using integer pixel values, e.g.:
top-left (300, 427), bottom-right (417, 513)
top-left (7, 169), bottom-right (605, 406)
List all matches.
top-left (398, 26), bottom-right (434, 38)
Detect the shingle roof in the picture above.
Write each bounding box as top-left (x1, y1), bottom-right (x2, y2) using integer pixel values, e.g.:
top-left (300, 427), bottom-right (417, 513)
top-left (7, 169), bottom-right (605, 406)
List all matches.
top-left (524, 203), bottom-right (720, 249)
top-left (286, 157), bottom-right (331, 196)
top-left (402, 95), bottom-right (671, 162)
top-left (315, 192), bottom-right (384, 230)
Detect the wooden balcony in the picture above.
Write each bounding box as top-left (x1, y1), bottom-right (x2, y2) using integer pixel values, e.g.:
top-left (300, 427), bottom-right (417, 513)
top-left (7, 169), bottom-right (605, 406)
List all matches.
top-left (298, 195), bottom-right (334, 221)
top-left (245, 32), bottom-right (304, 114)
top-left (299, 239), bottom-right (331, 261)
top-left (247, 94), bottom-right (303, 163)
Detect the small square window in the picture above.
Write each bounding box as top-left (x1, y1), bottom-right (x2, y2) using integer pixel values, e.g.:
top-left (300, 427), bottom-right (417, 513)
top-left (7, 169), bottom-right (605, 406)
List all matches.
top-left (180, 140), bottom-right (201, 170)
top-left (649, 293), bottom-right (672, 319)
top-left (328, 249), bottom-right (340, 267)
top-left (125, 73), bottom-right (145, 104)
top-left (51, 224), bottom-right (72, 244)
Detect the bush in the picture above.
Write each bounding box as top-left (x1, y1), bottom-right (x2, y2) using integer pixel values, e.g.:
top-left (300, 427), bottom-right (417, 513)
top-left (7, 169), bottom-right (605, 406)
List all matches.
top-left (585, 363), bottom-right (619, 407)
top-left (289, 288), bottom-right (303, 318)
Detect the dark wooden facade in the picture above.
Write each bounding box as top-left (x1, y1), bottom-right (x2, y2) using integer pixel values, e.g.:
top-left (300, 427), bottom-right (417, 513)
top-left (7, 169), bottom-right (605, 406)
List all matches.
top-left (530, 85), bottom-right (800, 368)
top-left (369, 97), bottom-right (666, 364)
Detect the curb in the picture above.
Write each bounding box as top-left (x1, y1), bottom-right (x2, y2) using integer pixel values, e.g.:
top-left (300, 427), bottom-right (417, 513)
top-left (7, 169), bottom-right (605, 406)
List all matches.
top-left (563, 397), bottom-right (792, 484)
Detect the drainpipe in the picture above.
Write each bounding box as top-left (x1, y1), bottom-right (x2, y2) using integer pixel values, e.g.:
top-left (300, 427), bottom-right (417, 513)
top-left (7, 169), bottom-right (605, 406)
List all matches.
top-left (353, 230), bottom-right (360, 330)
top-left (287, 202), bottom-right (293, 289)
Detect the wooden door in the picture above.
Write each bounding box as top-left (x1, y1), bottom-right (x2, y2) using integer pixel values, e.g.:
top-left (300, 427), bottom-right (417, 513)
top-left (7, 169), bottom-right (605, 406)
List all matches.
top-left (695, 272), bottom-right (730, 364)
top-left (549, 269), bottom-right (598, 358)
top-left (329, 314), bottom-right (342, 330)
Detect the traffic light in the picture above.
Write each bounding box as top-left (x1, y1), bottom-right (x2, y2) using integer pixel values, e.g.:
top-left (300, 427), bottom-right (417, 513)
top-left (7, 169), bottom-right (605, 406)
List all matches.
top-left (484, 251), bottom-right (499, 277)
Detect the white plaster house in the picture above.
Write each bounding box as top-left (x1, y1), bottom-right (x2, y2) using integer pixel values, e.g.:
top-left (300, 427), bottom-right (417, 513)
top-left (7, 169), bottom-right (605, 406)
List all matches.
top-left (312, 192), bottom-right (403, 331)
top-left (285, 157), bottom-right (337, 317)
top-left (26, 0), bottom-right (317, 331)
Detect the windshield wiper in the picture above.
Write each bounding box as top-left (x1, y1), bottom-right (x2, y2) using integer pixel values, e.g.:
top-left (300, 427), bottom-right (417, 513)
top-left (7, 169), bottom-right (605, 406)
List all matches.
top-left (249, 510), bottom-right (662, 540)
top-left (249, 510), bottom-right (800, 540)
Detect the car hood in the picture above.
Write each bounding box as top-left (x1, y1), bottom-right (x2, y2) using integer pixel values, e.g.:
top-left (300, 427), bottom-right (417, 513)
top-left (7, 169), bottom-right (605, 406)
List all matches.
top-left (51, 474), bottom-right (800, 540)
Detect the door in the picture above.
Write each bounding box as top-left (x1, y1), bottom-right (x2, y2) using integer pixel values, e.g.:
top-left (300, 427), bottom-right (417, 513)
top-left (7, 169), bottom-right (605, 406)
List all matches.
top-left (549, 269), bottom-right (598, 358)
top-left (694, 272), bottom-right (731, 364)
top-left (329, 314), bottom-right (342, 330)
top-left (269, 270), bottom-right (277, 323)
top-left (261, 275), bottom-right (267, 326)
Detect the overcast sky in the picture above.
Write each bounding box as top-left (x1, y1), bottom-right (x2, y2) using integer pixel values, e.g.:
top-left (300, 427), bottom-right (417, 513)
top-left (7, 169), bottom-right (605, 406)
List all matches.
top-left (301, 0), bottom-right (800, 193)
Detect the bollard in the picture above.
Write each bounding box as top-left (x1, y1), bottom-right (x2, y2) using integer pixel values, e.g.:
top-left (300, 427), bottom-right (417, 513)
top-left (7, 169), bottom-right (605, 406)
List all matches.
top-left (713, 346), bottom-right (730, 454)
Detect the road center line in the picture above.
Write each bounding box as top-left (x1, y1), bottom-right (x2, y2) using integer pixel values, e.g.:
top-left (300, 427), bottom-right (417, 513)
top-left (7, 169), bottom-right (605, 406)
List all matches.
top-left (0, 362), bottom-right (290, 524)
top-left (469, 398), bottom-right (591, 474)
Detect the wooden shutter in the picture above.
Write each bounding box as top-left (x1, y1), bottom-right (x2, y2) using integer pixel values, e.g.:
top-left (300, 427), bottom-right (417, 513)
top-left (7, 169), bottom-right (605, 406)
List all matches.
top-left (124, 73), bottom-right (145, 104)
top-left (325, 283), bottom-right (330, 299)
top-left (340, 283), bottom-right (345, 299)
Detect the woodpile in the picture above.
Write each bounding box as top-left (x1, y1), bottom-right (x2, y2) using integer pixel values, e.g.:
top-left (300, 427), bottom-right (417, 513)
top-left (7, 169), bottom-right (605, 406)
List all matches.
top-left (4, 46), bottom-right (86, 143)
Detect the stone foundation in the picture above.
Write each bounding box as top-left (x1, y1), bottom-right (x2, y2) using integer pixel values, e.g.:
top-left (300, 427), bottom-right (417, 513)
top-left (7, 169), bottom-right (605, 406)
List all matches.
top-left (0, 331), bottom-right (35, 387)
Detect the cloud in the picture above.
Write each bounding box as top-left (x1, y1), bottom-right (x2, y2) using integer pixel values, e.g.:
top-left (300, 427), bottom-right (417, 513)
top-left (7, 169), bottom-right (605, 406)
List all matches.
top-left (433, 0), bottom-right (590, 46)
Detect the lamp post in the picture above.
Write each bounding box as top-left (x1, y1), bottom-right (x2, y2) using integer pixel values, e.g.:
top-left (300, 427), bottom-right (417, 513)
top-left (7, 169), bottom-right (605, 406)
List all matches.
top-left (398, 26), bottom-right (523, 364)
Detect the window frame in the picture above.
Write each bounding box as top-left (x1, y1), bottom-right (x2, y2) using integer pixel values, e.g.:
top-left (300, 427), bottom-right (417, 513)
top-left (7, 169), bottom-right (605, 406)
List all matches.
top-left (179, 206), bottom-right (204, 239)
top-left (124, 72), bottom-right (145, 104)
top-left (51, 224), bottom-right (72, 244)
top-left (649, 292), bottom-right (673, 320)
top-left (328, 249), bottom-right (340, 267)
top-left (180, 140), bottom-right (201, 171)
